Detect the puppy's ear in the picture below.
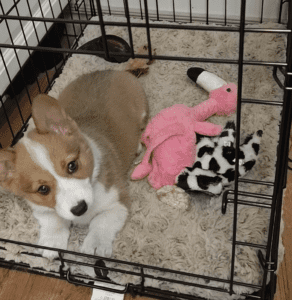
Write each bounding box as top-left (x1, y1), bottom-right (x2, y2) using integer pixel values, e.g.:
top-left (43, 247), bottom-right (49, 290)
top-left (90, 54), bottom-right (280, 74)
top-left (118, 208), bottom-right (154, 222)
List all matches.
top-left (0, 148), bottom-right (16, 186)
top-left (32, 94), bottom-right (78, 136)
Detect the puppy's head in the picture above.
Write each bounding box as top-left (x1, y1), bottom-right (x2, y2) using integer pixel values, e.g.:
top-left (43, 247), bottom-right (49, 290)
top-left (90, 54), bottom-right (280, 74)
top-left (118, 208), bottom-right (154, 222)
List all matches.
top-left (0, 94), bottom-right (95, 221)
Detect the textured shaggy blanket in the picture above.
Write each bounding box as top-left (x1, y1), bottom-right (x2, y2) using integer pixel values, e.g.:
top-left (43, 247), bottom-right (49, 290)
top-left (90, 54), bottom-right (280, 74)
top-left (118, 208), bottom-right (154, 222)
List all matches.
top-left (0, 16), bottom-right (287, 299)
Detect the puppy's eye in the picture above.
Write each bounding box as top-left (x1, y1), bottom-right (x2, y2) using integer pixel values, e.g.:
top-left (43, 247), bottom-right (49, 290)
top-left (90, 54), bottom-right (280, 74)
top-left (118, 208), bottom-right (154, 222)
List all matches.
top-left (38, 185), bottom-right (50, 195)
top-left (68, 161), bottom-right (78, 174)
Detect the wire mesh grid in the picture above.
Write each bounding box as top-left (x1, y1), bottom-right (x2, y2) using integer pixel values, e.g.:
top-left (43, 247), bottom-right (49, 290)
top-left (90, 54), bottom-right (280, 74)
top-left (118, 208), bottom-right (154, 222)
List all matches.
top-left (0, 0), bottom-right (291, 299)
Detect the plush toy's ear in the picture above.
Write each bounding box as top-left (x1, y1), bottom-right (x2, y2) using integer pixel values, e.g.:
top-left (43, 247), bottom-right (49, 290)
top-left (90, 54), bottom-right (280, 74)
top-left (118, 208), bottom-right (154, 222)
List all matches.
top-left (32, 94), bottom-right (78, 136)
top-left (187, 68), bottom-right (227, 92)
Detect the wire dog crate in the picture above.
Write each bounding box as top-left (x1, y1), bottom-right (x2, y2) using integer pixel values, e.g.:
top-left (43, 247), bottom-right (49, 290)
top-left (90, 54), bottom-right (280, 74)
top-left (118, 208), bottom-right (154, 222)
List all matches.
top-left (0, 0), bottom-right (291, 299)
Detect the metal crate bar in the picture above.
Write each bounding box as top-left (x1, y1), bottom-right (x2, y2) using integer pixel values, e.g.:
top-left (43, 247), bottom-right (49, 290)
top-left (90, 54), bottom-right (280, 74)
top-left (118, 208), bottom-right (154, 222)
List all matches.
top-left (61, 256), bottom-right (263, 291)
top-left (172, 0), bottom-right (175, 22)
top-left (67, 267), bottom-right (234, 295)
top-left (189, 0), bottom-right (192, 23)
top-left (265, 9), bottom-right (292, 299)
top-left (65, 0), bottom-right (79, 36)
top-left (67, 0), bottom-right (81, 34)
top-left (1, 0), bottom-right (21, 16)
top-left (2, 254), bottom-right (262, 300)
top-left (206, 0), bottom-right (209, 25)
top-left (238, 178), bottom-right (274, 186)
top-left (0, 14), bottom-right (291, 34)
top-left (222, 190), bottom-right (273, 213)
top-left (242, 98), bottom-right (283, 106)
top-left (258, 250), bottom-right (276, 273)
top-left (273, 66), bottom-right (285, 89)
top-left (229, 0), bottom-right (246, 294)
top-left (155, 0), bottom-right (159, 21)
top-left (128, 286), bottom-right (209, 300)
top-left (279, 0), bottom-right (289, 23)
top-left (37, 0), bottom-right (66, 79)
top-left (61, 258), bottom-right (142, 279)
top-left (224, 199), bottom-right (272, 209)
top-left (16, 0), bottom-right (53, 103)
top-left (0, 2), bottom-right (29, 118)
top-left (235, 241), bottom-right (267, 250)
top-left (0, 43), bottom-right (288, 67)
top-left (0, 251), bottom-right (263, 300)
top-left (95, 0), bottom-right (110, 60)
top-left (66, 272), bottom-right (127, 294)
top-left (279, 66), bottom-right (287, 76)
top-left (0, 258), bottom-right (127, 295)
top-left (123, 0), bottom-right (135, 59)
top-left (25, 0), bottom-right (46, 95)
top-left (0, 259), bottom-right (63, 279)
top-left (51, 251), bottom-right (264, 292)
top-left (58, 0), bottom-right (76, 49)
top-left (65, 270), bottom-right (115, 287)
top-left (260, 0), bottom-right (264, 23)
top-left (223, 190), bottom-right (273, 201)
top-left (0, 236), bottom-right (263, 294)
top-left (260, 0), bottom-right (292, 295)
top-left (56, 254), bottom-right (265, 294)
top-left (143, 0), bottom-right (153, 61)
top-left (129, 284), bottom-right (263, 300)
top-left (74, 0), bottom-right (86, 11)
top-left (105, 0), bottom-right (111, 16)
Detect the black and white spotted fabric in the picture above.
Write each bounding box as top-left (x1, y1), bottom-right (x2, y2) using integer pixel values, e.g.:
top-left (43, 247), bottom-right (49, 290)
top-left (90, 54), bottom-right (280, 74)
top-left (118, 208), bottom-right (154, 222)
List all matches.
top-left (176, 121), bottom-right (263, 195)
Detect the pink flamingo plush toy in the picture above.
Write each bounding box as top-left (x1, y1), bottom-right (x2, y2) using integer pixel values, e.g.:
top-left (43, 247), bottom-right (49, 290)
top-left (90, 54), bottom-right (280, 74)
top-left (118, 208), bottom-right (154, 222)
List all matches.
top-left (131, 68), bottom-right (238, 189)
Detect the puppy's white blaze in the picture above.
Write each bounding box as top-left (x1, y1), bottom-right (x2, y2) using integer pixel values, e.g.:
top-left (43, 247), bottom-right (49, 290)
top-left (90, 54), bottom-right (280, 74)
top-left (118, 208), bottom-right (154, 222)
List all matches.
top-left (56, 177), bottom-right (93, 220)
top-left (22, 137), bottom-right (93, 221)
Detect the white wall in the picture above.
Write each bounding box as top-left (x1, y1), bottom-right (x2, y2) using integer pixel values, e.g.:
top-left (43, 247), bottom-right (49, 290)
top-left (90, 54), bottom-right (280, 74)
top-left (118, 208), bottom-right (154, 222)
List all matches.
top-left (97, 0), bottom-right (287, 23)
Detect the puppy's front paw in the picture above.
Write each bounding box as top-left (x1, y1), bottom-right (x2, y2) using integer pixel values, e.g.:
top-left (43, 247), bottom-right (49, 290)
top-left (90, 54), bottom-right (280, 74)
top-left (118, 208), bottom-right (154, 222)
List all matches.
top-left (41, 249), bottom-right (60, 260)
top-left (38, 234), bottom-right (69, 260)
top-left (81, 234), bottom-right (113, 258)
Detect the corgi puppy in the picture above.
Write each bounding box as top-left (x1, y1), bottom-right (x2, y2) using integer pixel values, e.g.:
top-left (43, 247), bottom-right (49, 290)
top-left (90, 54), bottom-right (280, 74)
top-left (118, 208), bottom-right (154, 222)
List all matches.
top-left (0, 70), bottom-right (149, 259)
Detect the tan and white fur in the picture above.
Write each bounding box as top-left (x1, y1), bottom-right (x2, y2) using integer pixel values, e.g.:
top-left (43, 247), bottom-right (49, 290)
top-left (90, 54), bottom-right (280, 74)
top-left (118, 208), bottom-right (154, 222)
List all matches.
top-left (0, 70), bottom-right (148, 259)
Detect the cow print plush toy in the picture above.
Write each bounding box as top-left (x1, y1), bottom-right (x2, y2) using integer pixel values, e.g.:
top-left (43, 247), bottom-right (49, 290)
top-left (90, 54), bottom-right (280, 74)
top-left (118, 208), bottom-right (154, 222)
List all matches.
top-left (176, 121), bottom-right (263, 195)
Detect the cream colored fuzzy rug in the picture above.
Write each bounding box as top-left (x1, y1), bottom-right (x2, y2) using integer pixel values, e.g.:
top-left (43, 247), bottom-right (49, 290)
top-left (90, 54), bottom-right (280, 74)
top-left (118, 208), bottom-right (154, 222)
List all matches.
top-left (0, 16), bottom-right (287, 299)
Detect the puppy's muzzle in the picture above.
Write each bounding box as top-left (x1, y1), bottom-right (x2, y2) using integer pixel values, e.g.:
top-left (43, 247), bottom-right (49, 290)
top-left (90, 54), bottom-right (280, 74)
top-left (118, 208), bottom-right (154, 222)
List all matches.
top-left (70, 200), bottom-right (88, 216)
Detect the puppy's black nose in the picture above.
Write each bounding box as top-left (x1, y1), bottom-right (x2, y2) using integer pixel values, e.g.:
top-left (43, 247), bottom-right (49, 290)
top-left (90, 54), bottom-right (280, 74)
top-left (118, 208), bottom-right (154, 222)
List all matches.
top-left (70, 200), bottom-right (88, 216)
